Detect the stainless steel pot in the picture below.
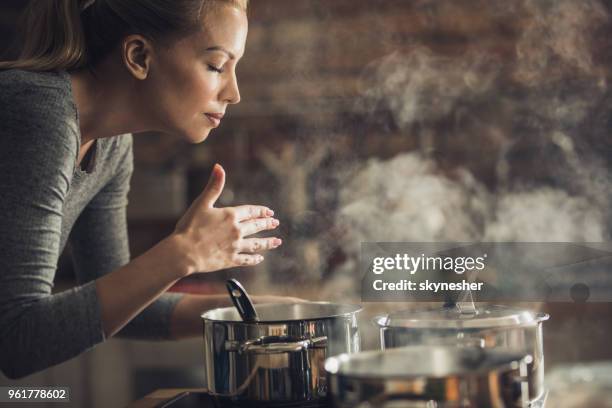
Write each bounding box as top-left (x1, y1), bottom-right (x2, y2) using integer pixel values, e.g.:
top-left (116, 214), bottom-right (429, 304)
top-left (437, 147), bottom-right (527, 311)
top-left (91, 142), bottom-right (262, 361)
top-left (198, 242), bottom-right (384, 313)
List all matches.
top-left (201, 302), bottom-right (362, 403)
top-left (375, 305), bottom-right (549, 402)
top-left (325, 345), bottom-right (533, 408)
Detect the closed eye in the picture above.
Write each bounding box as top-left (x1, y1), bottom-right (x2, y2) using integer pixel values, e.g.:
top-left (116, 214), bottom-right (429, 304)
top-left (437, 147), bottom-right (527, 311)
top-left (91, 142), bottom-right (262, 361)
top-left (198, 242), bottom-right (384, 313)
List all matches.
top-left (207, 64), bottom-right (225, 74)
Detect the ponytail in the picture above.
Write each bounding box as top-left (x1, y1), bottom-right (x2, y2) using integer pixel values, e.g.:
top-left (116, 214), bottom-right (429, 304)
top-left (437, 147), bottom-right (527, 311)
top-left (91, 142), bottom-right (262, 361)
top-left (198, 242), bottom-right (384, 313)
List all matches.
top-left (0, 0), bottom-right (249, 72)
top-left (0, 0), bottom-right (90, 71)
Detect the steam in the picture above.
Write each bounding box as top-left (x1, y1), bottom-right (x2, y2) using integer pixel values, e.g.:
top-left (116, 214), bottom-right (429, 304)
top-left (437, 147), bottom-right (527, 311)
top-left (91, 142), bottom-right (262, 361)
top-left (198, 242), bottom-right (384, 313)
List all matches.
top-left (336, 156), bottom-right (606, 246)
top-left (484, 189), bottom-right (605, 242)
top-left (324, 0), bottom-right (612, 298)
top-left (358, 48), bottom-right (501, 128)
top-left (337, 154), bottom-right (487, 246)
top-left (246, 0), bottom-right (612, 305)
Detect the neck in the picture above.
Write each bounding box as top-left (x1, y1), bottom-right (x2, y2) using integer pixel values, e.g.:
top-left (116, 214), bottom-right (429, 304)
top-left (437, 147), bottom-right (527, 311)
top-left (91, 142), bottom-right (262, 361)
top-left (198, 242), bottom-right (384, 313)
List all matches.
top-left (69, 63), bottom-right (151, 145)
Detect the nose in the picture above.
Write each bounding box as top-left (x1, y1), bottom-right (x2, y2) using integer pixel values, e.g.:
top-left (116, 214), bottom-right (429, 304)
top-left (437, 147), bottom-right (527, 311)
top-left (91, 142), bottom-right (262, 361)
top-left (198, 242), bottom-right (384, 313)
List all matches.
top-left (221, 71), bottom-right (241, 105)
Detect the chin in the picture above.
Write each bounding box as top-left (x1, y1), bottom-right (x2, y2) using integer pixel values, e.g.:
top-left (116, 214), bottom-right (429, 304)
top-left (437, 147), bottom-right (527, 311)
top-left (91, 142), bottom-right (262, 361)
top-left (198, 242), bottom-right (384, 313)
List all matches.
top-left (183, 127), bottom-right (213, 144)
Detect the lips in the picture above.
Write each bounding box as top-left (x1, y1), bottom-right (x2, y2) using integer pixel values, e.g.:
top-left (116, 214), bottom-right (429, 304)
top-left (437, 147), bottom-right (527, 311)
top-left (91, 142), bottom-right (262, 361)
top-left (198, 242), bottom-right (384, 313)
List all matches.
top-left (205, 113), bottom-right (224, 127)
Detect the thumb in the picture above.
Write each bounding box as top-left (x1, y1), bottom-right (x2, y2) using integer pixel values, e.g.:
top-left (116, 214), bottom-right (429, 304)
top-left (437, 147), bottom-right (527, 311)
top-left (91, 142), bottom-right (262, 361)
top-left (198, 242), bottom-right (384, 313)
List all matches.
top-left (200, 164), bottom-right (226, 208)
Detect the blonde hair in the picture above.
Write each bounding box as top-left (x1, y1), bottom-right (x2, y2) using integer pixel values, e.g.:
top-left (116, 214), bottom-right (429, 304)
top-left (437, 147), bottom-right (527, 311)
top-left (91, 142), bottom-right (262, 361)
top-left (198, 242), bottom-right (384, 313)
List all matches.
top-left (0, 0), bottom-right (248, 72)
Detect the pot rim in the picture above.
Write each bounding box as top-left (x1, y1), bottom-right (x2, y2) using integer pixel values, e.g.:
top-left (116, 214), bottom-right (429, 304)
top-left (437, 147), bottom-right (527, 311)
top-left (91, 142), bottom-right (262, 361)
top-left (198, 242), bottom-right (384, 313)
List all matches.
top-left (374, 305), bottom-right (549, 330)
top-left (201, 301), bottom-right (363, 324)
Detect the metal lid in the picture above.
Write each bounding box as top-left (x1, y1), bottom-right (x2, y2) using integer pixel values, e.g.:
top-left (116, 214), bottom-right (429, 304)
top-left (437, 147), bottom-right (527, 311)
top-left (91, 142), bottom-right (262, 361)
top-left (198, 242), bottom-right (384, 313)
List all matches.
top-left (375, 304), bottom-right (549, 330)
top-left (325, 345), bottom-right (531, 379)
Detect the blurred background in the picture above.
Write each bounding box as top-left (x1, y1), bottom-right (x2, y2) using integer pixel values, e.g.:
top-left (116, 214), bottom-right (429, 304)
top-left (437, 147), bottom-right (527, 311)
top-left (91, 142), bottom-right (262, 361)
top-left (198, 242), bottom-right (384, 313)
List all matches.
top-left (2, 0), bottom-right (612, 406)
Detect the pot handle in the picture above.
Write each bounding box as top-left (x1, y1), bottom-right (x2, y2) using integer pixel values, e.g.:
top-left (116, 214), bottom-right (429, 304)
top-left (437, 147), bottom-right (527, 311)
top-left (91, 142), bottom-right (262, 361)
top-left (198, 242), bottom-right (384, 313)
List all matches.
top-left (229, 335), bottom-right (328, 354)
top-left (503, 354), bottom-right (534, 407)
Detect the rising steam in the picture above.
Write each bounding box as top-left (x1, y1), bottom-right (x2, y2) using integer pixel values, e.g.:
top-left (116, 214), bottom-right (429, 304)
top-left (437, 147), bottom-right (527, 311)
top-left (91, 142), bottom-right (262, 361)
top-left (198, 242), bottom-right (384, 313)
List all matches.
top-left (328, 0), bottom-right (611, 296)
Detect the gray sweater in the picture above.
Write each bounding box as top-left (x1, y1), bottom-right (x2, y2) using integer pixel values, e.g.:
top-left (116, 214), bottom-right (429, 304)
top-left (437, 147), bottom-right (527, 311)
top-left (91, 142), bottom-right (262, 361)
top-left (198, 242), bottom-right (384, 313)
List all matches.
top-left (0, 69), bottom-right (183, 379)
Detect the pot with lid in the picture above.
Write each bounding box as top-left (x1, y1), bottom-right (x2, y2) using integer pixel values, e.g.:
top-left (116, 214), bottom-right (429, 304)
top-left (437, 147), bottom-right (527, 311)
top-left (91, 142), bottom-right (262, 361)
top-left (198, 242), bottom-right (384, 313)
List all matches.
top-left (325, 345), bottom-right (533, 408)
top-left (202, 301), bottom-right (361, 404)
top-left (375, 304), bottom-right (549, 403)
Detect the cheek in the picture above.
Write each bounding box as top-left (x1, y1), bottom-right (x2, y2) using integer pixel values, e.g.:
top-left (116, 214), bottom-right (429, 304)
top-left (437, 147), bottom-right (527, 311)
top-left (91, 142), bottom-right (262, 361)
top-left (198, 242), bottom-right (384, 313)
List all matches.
top-left (180, 72), bottom-right (218, 111)
top-left (158, 62), bottom-right (217, 116)
top-left (171, 71), bottom-right (220, 141)
top-left (148, 58), bottom-right (220, 139)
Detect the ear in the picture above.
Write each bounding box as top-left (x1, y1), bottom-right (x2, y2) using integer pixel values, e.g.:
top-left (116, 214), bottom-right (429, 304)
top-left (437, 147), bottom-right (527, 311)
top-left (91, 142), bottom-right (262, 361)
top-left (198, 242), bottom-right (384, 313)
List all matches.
top-left (122, 34), bottom-right (153, 80)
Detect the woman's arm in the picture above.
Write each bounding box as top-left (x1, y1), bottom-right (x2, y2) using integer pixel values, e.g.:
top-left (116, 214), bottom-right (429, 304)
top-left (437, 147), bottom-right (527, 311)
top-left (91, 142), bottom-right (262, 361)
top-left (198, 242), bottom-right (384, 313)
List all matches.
top-left (94, 235), bottom-right (191, 337)
top-left (0, 80), bottom-right (106, 379)
top-left (71, 135), bottom-right (184, 340)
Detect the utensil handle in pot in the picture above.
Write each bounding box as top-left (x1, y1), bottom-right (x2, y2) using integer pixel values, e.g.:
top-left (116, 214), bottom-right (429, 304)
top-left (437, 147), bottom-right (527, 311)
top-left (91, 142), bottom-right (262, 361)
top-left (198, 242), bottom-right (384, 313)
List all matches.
top-left (226, 278), bottom-right (259, 322)
top-left (229, 336), bottom-right (328, 354)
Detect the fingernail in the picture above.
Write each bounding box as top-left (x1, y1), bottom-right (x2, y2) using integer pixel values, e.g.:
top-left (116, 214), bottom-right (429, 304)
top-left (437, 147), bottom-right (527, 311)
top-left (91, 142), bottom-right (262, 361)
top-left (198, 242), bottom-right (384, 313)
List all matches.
top-left (266, 208), bottom-right (274, 216)
top-left (273, 238), bottom-right (283, 247)
top-left (272, 219), bottom-right (280, 226)
top-left (257, 255), bottom-right (264, 262)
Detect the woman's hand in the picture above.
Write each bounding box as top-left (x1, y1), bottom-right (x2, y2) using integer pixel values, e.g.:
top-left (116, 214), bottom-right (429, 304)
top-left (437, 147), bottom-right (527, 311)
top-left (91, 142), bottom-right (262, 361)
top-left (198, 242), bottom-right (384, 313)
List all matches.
top-left (172, 164), bottom-right (282, 275)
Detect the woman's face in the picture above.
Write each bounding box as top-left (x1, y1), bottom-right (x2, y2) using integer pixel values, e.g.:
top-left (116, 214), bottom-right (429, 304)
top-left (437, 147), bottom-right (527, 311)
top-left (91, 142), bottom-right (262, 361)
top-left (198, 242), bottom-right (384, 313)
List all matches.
top-left (144, 5), bottom-right (248, 143)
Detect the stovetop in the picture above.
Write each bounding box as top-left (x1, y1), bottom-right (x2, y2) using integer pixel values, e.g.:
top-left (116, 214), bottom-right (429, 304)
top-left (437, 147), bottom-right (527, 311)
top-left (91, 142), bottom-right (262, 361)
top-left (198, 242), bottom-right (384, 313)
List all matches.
top-left (156, 392), bottom-right (330, 408)
top-left (156, 390), bottom-right (547, 408)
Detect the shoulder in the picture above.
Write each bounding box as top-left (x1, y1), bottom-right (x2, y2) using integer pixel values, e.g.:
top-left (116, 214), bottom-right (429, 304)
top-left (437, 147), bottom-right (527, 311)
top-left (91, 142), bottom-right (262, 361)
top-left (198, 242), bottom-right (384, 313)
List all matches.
top-left (115, 132), bottom-right (133, 151)
top-left (113, 133), bottom-right (133, 167)
top-left (103, 133), bottom-right (133, 178)
top-left (0, 69), bottom-right (69, 88)
top-left (91, 134), bottom-right (133, 196)
top-left (0, 69), bottom-right (79, 157)
top-left (0, 69), bottom-right (74, 113)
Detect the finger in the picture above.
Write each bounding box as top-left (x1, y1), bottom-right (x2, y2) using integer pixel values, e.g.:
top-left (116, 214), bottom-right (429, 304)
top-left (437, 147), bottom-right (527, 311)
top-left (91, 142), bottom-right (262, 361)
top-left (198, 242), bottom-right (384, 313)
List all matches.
top-left (234, 205), bottom-right (274, 222)
top-left (199, 164), bottom-right (226, 208)
top-left (236, 237), bottom-right (282, 253)
top-left (232, 253), bottom-right (265, 266)
top-left (240, 217), bottom-right (280, 237)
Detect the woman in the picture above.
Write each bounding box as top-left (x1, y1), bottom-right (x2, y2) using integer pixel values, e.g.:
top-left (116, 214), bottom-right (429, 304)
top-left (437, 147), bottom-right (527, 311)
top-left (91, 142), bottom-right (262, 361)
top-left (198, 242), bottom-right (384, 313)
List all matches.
top-left (0, 0), bottom-right (289, 379)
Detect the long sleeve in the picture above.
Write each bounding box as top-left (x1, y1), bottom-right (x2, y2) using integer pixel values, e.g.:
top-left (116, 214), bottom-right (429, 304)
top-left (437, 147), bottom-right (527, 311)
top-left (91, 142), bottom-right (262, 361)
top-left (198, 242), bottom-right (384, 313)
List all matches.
top-left (69, 137), bottom-right (184, 340)
top-left (0, 77), bottom-right (105, 379)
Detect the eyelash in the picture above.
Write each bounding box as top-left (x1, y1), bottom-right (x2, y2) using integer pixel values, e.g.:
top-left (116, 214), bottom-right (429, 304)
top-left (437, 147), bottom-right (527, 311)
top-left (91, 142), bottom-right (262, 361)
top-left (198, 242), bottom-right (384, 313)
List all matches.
top-left (207, 64), bottom-right (225, 74)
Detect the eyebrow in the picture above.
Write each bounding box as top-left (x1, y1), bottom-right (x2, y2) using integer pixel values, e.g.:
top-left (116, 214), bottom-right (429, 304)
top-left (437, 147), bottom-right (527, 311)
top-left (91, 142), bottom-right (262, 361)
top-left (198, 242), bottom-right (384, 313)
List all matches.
top-left (204, 46), bottom-right (236, 60)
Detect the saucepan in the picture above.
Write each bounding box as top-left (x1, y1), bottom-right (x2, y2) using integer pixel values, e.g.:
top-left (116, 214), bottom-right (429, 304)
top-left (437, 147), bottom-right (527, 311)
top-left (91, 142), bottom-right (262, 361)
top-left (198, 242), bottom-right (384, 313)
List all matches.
top-left (201, 281), bottom-right (361, 404)
top-left (375, 304), bottom-right (548, 402)
top-left (325, 345), bottom-right (533, 408)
